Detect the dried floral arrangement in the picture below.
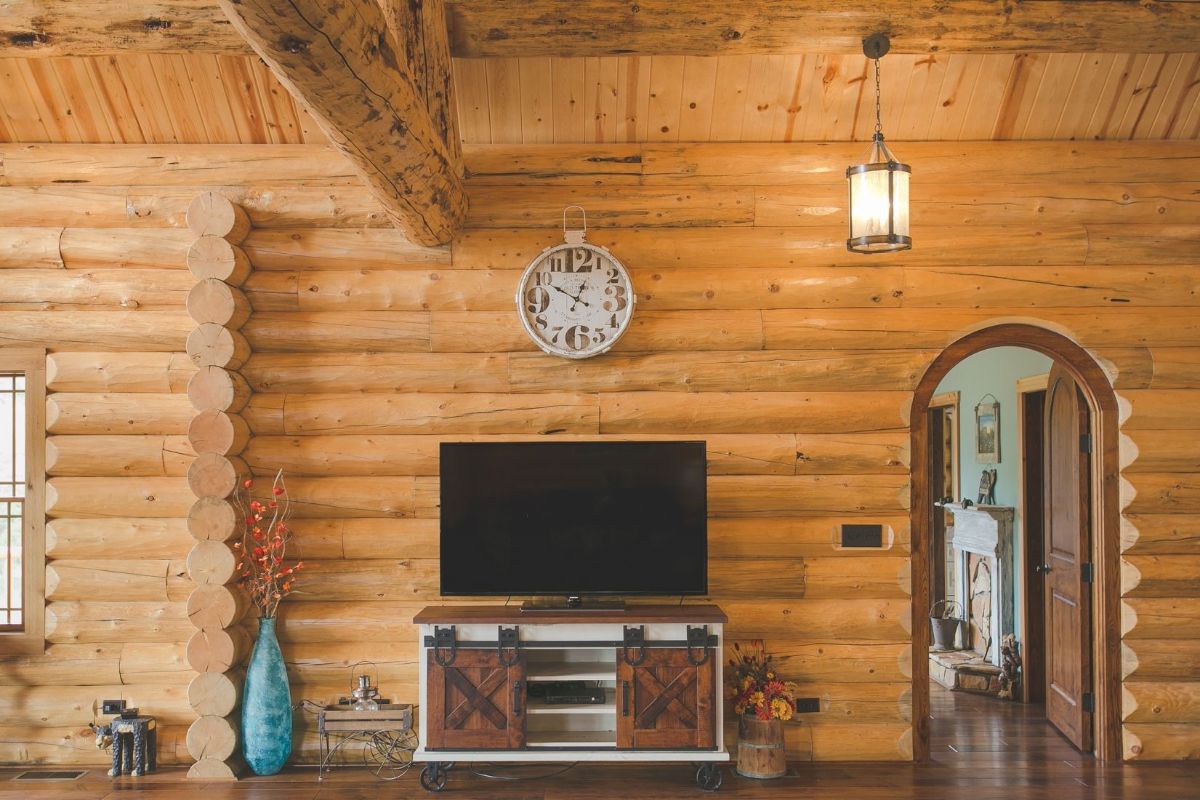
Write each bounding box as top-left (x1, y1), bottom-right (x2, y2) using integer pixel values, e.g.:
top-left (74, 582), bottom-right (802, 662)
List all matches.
top-left (233, 470), bottom-right (304, 618)
top-left (727, 640), bottom-right (797, 721)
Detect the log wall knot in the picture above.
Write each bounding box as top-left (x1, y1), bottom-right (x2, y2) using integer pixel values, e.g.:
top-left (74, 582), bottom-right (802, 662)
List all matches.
top-left (142, 18), bottom-right (173, 31)
top-left (8, 31), bottom-right (49, 47)
top-left (279, 35), bottom-right (308, 54)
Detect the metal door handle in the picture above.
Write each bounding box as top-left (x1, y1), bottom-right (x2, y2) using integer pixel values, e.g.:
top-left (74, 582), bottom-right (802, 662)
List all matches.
top-left (1035, 564), bottom-right (1052, 574)
top-left (512, 681), bottom-right (522, 716)
top-left (621, 681), bottom-right (630, 717)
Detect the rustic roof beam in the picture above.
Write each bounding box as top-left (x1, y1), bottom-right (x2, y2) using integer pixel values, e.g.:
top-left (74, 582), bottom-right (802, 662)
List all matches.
top-left (3, 1), bottom-right (1200, 57)
top-left (216, 0), bottom-right (467, 246)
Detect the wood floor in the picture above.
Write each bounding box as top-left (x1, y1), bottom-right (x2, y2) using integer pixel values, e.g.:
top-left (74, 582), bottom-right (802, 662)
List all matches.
top-left (0, 684), bottom-right (1196, 799)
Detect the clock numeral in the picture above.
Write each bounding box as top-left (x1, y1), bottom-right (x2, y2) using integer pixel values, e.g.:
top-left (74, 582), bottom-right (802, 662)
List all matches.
top-left (609, 313), bottom-right (619, 329)
top-left (571, 248), bottom-right (596, 273)
top-left (602, 284), bottom-right (628, 312)
top-left (593, 328), bottom-right (608, 346)
top-left (548, 252), bottom-right (570, 273)
top-left (534, 272), bottom-right (553, 286)
top-left (565, 325), bottom-right (591, 351)
top-left (533, 313), bottom-right (548, 330)
top-left (606, 267), bottom-right (620, 285)
top-left (549, 326), bottom-right (564, 344)
top-left (525, 286), bottom-right (550, 314)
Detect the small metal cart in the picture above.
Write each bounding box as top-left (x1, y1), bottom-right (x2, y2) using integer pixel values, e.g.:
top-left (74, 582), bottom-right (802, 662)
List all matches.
top-left (317, 704), bottom-right (417, 781)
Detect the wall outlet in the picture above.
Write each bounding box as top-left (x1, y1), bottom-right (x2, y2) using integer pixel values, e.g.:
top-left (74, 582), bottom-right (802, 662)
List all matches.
top-left (795, 697), bottom-right (821, 713)
top-left (101, 700), bottom-right (126, 715)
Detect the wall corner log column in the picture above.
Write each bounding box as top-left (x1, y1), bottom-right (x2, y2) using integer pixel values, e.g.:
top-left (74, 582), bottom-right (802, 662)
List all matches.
top-left (216, 0), bottom-right (467, 246)
top-left (183, 192), bottom-right (251, 780)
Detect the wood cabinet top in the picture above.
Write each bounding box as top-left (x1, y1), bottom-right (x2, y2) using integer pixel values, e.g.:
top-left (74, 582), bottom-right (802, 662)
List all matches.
top-left (412, 604), bottom-right (727, 624)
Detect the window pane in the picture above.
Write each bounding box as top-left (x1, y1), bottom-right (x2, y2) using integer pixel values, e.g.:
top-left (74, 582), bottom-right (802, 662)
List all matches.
top-left (13, 380), bottom-right (24, 493)
top-left (0, 378), bottom-right (13, 493)
top-left (0, 372), bottom-right (27, 632)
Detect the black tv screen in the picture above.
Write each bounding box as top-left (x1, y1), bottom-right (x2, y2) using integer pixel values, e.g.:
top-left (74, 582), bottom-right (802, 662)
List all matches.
top-left (439, 441), bottom-right (707, 596)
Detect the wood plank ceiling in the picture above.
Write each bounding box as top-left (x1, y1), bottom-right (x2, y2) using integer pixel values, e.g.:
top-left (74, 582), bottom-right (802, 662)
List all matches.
top-left (0, 52), bottom-right (1197, 144)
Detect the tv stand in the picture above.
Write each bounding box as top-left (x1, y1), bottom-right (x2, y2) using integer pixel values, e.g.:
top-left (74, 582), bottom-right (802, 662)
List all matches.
top-left (412, 604), bottom-right (729, 792)
top-left (520, 596), bottom-right (627, 612)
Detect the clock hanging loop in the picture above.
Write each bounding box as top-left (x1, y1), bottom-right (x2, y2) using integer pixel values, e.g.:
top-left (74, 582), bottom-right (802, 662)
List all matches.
top-left (563, 205), bottom-right (588, 245)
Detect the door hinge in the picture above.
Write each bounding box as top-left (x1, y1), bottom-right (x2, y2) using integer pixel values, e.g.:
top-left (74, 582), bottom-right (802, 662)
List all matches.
top-left (1082, 692), bottom-right (1095, 713)
top-left (1080, 433), bottom-right (1092, 454)
top-left (1081, 562), bottom-right (1094, 583)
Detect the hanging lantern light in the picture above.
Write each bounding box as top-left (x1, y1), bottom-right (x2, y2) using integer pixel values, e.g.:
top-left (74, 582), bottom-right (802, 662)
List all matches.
top-left (846, 33), bottom-right (911, 254)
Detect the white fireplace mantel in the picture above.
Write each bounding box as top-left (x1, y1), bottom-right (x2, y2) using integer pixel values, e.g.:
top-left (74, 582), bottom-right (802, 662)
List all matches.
top-left (939, 503), bottom-right (1015, 666)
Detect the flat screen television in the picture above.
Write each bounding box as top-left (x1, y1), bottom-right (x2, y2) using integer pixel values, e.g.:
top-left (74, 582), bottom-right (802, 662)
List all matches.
top-left (439, 441), bottom-right (707, 597)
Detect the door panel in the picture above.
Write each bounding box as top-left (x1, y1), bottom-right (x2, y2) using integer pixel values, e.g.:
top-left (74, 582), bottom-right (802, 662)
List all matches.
top-left (616, 648), bottom-right (715, 750)
top-left (426, 649), bottom-right (525, 749)
top-left (1043, 364), bottom-right (1093, 751)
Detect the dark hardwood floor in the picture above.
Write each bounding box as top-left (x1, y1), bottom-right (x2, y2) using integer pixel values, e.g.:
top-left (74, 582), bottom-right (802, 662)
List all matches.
top-left (1, 684), bottom-right (1196, 799)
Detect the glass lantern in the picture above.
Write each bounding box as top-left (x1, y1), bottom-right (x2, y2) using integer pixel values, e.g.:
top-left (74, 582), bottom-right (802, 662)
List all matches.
top-left (846, 133), bottom-right (911, 254)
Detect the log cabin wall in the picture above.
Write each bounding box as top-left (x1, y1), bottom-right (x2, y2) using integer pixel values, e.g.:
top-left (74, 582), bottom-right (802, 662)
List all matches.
top-left (0, 139), bottom-right (1197, 764)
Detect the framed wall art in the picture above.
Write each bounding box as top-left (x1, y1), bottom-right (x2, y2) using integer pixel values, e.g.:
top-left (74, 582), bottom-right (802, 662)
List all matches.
top-left (974, 395), bottom-right (1000, 464)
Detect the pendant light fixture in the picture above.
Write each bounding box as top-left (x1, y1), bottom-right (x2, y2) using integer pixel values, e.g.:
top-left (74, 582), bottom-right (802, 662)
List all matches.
top-left (846, 33), bottom-right (911, 254)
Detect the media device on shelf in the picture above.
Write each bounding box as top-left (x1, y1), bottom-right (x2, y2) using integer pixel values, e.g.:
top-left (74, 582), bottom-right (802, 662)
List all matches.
top-left (438, 440), bottom-right (708, 610)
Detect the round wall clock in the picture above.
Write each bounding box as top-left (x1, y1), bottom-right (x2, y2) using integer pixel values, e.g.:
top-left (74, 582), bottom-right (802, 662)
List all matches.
top-left (515, 208), bottom-right (635, 359)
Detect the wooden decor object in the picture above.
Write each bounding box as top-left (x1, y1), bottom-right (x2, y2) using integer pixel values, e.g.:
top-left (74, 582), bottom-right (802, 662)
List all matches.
top-left (216, 0), bottom-right (468, 246)
top-left (736, 716), bottom-right (787, 779)
top-left (182, 193), bottom-right (253, 780)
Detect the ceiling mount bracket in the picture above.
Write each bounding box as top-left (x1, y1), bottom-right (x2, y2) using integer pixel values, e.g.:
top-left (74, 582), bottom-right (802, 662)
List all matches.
top-left (863, 32), bottom-right (891, 60)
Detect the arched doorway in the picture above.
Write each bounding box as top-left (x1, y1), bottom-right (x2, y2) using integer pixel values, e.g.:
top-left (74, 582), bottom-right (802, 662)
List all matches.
top-left (909, 324), bottom-right (1122, 762)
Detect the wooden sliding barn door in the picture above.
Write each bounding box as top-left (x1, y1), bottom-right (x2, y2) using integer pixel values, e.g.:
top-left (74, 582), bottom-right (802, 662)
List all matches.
top-left (426, 650), bottom-right (525, 749)
top-left (1042, 364), bottom-right (1093, 751)
top-left (617, 649), bottom-right (715, 749)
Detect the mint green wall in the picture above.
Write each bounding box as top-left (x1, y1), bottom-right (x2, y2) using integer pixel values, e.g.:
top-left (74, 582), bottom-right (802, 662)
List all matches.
top-left (934, 346), bottom-right (1053, 643)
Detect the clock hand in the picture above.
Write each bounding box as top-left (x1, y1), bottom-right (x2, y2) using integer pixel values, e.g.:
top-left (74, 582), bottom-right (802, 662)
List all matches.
top-left (568, 283), bottom-right (591, 310)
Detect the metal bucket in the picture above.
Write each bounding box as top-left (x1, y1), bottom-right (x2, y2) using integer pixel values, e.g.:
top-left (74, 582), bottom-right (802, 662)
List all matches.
top-left (929, 599), bottom-right (963, 650)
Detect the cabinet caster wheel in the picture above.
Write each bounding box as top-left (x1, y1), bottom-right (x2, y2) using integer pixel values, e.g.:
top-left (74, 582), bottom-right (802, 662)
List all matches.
top-left (420, 763), bottom-right (447, 792)
top-left (696, 763), bottom-right (723, 791)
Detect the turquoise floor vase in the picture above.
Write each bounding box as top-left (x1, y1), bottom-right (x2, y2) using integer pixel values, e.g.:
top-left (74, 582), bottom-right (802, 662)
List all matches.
top-left (241, 617), bottom-right (292, 776)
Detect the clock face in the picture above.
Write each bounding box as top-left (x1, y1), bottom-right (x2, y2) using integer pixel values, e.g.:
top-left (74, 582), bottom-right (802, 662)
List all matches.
top-left (516, 243), bottom-right (636, 359)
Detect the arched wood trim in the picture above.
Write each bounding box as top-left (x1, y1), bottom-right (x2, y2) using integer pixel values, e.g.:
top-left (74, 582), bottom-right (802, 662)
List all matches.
top-left (910, 323), bottom-right (1122, 762)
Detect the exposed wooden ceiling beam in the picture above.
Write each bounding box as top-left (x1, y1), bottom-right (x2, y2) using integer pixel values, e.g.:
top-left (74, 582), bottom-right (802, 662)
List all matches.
top-left (215, 0), bottom-right (466, 246)
top-left (3, 1), bottom-right (1200, 58)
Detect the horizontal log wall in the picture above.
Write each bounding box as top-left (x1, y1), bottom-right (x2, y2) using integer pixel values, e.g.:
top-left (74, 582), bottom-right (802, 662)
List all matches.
top-left (0, 140), bottom-right (1197, 764)
top-left (0, 200), bottom-right (196, 761)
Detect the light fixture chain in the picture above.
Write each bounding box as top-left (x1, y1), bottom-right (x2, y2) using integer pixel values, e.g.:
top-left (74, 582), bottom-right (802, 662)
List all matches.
top-left (873, 57), bottom-right (882, 136)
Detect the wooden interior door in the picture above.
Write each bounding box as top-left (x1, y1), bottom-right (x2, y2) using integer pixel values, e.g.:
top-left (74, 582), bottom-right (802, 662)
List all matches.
top-left (1021, 388), bottom-right (1047, 703)
top-left (616, 648), bottom-right (715, 749)
top-left (928, 402), bottom-right (957, 604)
top-left (1042, 364), bottom-right (1093, 751)
top-left (426, 649), bottom-right (525, 749)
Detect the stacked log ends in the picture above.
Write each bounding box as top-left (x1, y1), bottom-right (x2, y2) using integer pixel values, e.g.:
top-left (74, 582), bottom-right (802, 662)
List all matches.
top-left (187, 324), bottom-right (251, 371)
top-left (187, 192), bottom-right (251, 244)
top-left (189, 409), bottom-right (251, 456)
top-left (184, 193), bottom-right (252, 780)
